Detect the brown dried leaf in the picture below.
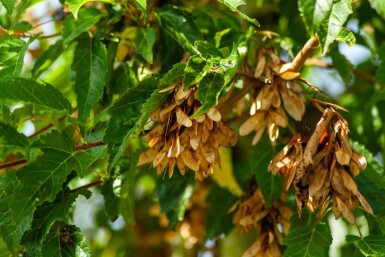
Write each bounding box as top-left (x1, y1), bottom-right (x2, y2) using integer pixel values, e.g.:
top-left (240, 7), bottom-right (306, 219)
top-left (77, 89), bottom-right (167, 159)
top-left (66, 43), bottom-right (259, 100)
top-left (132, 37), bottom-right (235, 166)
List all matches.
top-left (207, 107), bottom-right (221, 122)
top-left (176, 157), bottom-right (186, 175)
top-left (175, 106), bottom-right (193, 127)
top-left (181, 150), bottom-right (199, 171)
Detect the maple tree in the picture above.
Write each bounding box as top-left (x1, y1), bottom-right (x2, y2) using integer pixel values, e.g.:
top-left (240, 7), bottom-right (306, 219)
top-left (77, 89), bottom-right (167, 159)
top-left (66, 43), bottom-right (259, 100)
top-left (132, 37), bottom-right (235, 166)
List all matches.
top-left (1, 0), bottom-right (385, 256)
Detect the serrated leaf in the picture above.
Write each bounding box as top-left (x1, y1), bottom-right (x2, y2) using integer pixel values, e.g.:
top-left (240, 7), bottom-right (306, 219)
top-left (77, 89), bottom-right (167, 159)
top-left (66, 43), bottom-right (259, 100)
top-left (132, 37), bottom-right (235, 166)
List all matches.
top-left (336, 27), bottom-right (356, 46)
top-left (22, 189), bottom-right (91, 257)
top-left (195, 40), bottom-right (224, 59)
top-left (0, 78), bottom-right (72, 113)
top-left (134, 0), bottom-right (147, 18)
top-left (32, 40), bottom-right (65, 78)
top-left (0, 172), bottom-right (26, 252)
top-left (104, 76), bottom-right (160, 166)
top-left (72, 37), bottom-right (107, 122)
top-left (0, 121), bottom-right (28, 159)
top-left (0, 0), bottom-right (16, 14)
top-left (184, 55), bottom-right (207, 88)
top-left (330, 49), bottom-right (353, 84)
top-left (193, 72), bottom-right (226, 117)
top-left (0, 35), bottom-right (35, 80)
top-left (298, 0), bottom-right (333, 35)
top-left (217, 0), bottom-right (260, 26)
top-left (154, 172), bottom-right (194, 229)
top-left (283, 211), bottom-right (332, 257)
top-left (219, 44), bottom-right (240, 83)
top-left (205, 183), bottom-right (237, 240)
top-left (41, 224), bottom-right (90, 257)
top-left (120, 163), bottom-right (136, 225)
top-left (368, 0), bottom-right (385, 21)
top-left (157, 5), bottom-right (202, 54)
top-left (8, 131), bottom-right (88, 243)
top-left (134, 27), bottom-right (155, 63)
top-left (65, 0), bottom-right (113, 18)
top-left (101, 179), bottom-right (120, 222)
top-left (62, 8), bottom-right (104, 46)
top-left (318, 0), bottom-right (353, 54)
top-left (251, 140), bottom-right (284, 206)
top-left (346, 235), bottom-right (385, 257)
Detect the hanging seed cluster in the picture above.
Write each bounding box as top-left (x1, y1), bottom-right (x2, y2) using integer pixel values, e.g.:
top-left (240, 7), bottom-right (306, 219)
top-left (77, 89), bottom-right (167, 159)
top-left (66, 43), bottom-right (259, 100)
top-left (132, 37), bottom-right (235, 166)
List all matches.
top-left (239, 49), bottom-right (306, 145)
top-left (268, 107), bottom-right (373, 224)
top-left (232, 186), bottom-right (292, 257)
top-left (138, 82), bottom-right (237, 180)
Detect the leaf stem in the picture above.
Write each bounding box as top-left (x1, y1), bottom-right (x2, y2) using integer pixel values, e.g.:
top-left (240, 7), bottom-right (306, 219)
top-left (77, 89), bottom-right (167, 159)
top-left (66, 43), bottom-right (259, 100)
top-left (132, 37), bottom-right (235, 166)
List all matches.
top-left (72, 178), bottom-right (104, 192)
top-left (291, 37), bottom-right (319, 72)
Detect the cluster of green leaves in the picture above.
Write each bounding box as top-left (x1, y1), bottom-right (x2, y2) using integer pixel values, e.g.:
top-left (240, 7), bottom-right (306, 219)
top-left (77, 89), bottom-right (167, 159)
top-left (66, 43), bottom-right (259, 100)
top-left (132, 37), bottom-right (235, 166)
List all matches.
top-left (0, 0), bottom-right (385, 256)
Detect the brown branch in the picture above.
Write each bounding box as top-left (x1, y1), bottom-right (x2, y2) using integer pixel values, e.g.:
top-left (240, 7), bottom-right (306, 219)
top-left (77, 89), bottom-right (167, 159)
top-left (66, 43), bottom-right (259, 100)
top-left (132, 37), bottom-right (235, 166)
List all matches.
top-left (72, 178), bottom-right (104, 192)
top-left (28, 114), bottom-right (67, 139)
top-left (0, 158), bottom-right (27, 170)
top-left (291, 37), bottom-right (319, 72)
top-left (75, 141), bottom-right (105, 151)
top-left (305, 58), bottom-right (385, 87)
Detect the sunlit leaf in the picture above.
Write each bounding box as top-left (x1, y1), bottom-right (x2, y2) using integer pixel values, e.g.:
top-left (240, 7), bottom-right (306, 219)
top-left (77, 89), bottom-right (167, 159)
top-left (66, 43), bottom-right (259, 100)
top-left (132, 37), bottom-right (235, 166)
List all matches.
top-left (32, 40), bottom-right (65, 78)
top-left (283, 211), bottom-right (332, 257)
top-left (336, 27), bottom-right (356, 46)
top-left (72, 36), bottom-right (107, 122)
top-left (62, 8), bottom-right (104, 46)
top-left (318, 0), bottom-right (353, 54)
top-left (298, 0), bottom-right (333, 35)
top-left (0, 0), bottom-right (16, 14)
top-left (217, 0), bottom-right (260, 26)
top-left (0, 78), bottom-right (72, 113)
top-left (195, 40), bottom-right (224, 59)
top-left (134, 0), bottom-right (147, 18)
top-left (184, 55), bottom-right (207, 88)
top-left (65, 0), bottom-right (113, 18)
top-left (134, 27), bottom-right (155, 63)
top-left (346, 235), bottom-right (385, 257)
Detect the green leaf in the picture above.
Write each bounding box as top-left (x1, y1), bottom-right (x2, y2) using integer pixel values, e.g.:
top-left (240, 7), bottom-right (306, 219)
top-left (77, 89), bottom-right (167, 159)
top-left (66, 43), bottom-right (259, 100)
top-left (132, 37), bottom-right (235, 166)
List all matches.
top-left (0, 78), bottom-right (72, 113)
top-left (205, 183), bottom-right (237, 240)
top-left (109, 63), bottom-right (136, 95)
top-left (251, 140), bottom-right (284, 206)
top-left (10, 21), bottom-right (33, 32)
top-left (41, 224), bottom-right (90, 257)
top-left (330, 49), bottom-right (353, 84)
top-left (368, 0), bottom-right (385, 21)
top-left (104, 76), bottom-right (161, 166)
top-left (134, 0), bottom-right (147, 18)
top-left (22, 189), bottom-right (91, 257)
top-left (346, 235), bottom-right (385, 257)
top-left (0, 121), bottom-right (28, 159)
top-left (8, 131), bottom-right (86, 242)
top-left (154, 172), bottom-right (194, 229)
top-left (0, 0), bottom-right (16, 14)
top-left (65, 0), bottom-right (113, 18)
top-left (101, 178), bottom-right (120, 222)
top-left (217, 0), bottom-right (260, 26)
top-left (298, 0), bottom-right (333, 35)
top-left (157, 5), bottom-right (203, 54)
top-left (32, 40), bottom-right (65, 78)
top-left (72, 37), bottom-right (107, 122)
top-left (375, 43), bottom-right (385, 85)
top-left (195, 40), bottom-right (224, 59)
top-left (193, 72), bottom-right (226, 117)
top-left (120, 168), bottom-right (136, 225)
top-left (336, 27), bottom-right (356, 46)
top-left (283, 211), bottom-right (332, 257)
top-left (0, 172), bottom-right (25, 252)
top-left (0, 35), bottom-right (34, 80)
top-left (0, 237), bottom-right (12, 257)
top-left (62, 8), bottom-right (104, 46)
top-left (184, 55), bottom-right (207, 88)
top-left (318, 0), bottom-right (353, 54)
top-left (134, 27), bottom-right (155, 63)
top-left (219, 44), bottom-right (240, 83)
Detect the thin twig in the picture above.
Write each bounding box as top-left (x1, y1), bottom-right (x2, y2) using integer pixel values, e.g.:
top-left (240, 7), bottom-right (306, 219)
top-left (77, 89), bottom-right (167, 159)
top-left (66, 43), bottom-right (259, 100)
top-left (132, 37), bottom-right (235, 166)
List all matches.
top-left (28, 114), bottom-right (67, 139)
top-left (0, 158), bottom-right (27, 170)
top-left (71, 178), bottom-right (104, 192)
top-left (75, 141), bottom-right (105, 151)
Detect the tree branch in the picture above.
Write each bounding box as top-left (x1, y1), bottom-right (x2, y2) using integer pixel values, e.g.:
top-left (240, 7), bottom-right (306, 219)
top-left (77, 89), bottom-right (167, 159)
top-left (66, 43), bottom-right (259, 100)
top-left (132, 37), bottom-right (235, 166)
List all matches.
top-left (291, 37), bottom-right (319, 72)
top-left (72, 178), bottom-right (104, 192)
